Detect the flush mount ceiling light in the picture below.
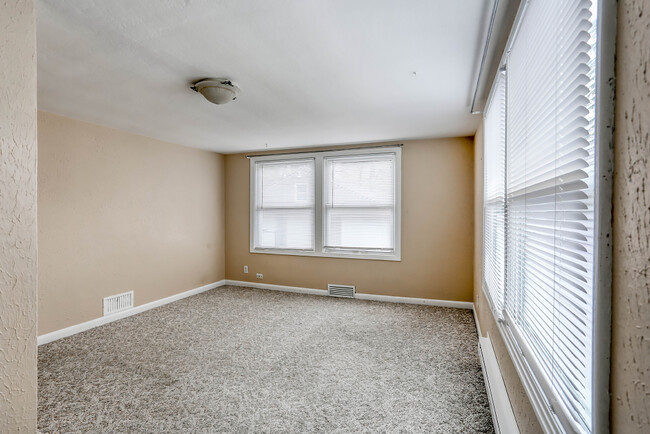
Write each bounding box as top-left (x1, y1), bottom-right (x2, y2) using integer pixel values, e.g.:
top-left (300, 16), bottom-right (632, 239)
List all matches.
top-left (190, 78), bottom-right (240, 105)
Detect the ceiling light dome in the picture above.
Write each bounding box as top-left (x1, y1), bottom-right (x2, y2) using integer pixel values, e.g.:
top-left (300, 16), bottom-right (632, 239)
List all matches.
top-left (191, 78), bottom-right (240, 105)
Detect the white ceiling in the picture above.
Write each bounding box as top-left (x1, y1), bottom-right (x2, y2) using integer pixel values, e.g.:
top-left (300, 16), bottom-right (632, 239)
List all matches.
top-left (36, 0), bottom-right (489, 153)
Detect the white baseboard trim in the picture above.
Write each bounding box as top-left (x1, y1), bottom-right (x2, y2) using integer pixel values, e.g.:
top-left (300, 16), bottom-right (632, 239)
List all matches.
top-left (40, 279), bottom-right (473, 345)
top-left (479, 335), bottom-right (520, 434)
top-left (355, 292), bottom-right (473, 309)
top-left (472, 304), bottom-right (483, 337)
top-left (224, 280), bottom-right (473, 309)
top-left (224, 279), bottom-right (328, 296)
top-left (38, 280), bottom-right (226, 346)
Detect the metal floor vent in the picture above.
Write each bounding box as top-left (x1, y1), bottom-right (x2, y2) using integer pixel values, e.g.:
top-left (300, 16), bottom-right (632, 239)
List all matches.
top-left (103, 291), bottom-right (134, 316)
top-left (328, 284), bottom-right (355, 298)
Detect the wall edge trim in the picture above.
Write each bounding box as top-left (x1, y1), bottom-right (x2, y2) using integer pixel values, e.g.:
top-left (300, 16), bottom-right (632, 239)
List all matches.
top-left (354, 292), bottom-right (473, 309)
top-left (473, 304), bottom-right (483, 336)
top-left (224, 279), bottom-right (328, 296)
top-left (37, 280), bottom-right (226, 345)
top-left (224, 280), bottom-right (473, 309)
top-left (39, 279), bottom-right (474, 345)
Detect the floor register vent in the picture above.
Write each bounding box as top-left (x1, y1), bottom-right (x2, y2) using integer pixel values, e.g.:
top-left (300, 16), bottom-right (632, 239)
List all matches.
top-left (103, 291), bottom-right (134, 316)
top-left (328, 284), bottom-right (355, 298)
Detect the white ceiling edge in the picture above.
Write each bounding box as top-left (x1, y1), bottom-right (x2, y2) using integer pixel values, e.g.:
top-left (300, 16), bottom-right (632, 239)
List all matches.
top-left (36, 0), bottom-right (488, 154)
top-left (41, 108), bottom-right (477, 156)
top-left (470, 0), bottom-right (522, 114)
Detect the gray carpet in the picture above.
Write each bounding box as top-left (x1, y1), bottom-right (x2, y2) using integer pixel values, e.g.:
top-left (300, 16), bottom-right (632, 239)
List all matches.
top-left (38, 286), bottom-right (494, 433)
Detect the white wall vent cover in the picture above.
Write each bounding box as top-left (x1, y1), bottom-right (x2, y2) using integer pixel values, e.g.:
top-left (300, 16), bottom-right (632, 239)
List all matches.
top-left (103, 291), bottom-right (134, 316)
top-left (328, 284), bottom-right (355, 298)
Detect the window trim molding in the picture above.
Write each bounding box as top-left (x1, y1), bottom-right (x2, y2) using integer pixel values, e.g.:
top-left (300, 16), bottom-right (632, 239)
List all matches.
top-left (591, 0), bottom-right (617, 432)
top-left (249, 146), bottom-right (402, 261)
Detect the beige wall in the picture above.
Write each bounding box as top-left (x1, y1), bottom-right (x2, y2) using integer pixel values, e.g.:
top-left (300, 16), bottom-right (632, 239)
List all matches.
top-left (474, 1), bottom-right (650, 432)
top-left (224, 138), bottom-right (474, 301)
top-left (0, 0), bottom-right (38, 430)
top-left (38, 112), bottom-right (225, 335)
top-left (473, 122), bottom-right (544, 434)
top-left (611, 0), bottom-right (650, 431)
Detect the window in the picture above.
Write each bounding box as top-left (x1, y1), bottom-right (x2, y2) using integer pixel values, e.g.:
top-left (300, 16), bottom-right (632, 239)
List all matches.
top-left (482, 0), bottom-right (614, 433)
top-left (253, 159), bottom-right (315, 250)
top-left (323, 154), bottom-right (396, 253)
top-left (483, 70), bottom-right (506, 316)
top-left (250, 147), bottom-right (401, 260)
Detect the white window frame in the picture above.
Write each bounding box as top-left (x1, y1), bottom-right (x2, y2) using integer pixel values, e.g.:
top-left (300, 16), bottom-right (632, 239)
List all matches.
top-left (250, 146), bottom-right (402, 261)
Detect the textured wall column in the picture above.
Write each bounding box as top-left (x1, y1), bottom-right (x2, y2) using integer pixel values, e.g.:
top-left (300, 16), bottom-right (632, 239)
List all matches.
top-left (611, 0), bottom-right (650, 432)
top-left (0, 0), bottom-right (38, 431)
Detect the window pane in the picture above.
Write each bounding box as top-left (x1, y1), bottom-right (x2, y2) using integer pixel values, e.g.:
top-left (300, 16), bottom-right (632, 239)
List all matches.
top-left (325, 207), bottom-right (393, 250)
top-left (324, 154), bottom-right (395, 251)
top-left (257, 208), bottom-right (314, 250)
top-left (254, 159), bottom-right (314, 250)
top-left (502, 0), bottom-right (597, 431)
top-left (483, 70), bottom-right (507, 315)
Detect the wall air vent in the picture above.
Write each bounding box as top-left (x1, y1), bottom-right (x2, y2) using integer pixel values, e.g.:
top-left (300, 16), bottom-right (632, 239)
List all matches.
top-left (328, 284), bottom-right (355, 298)
top-left (103, 291), bottom-right (134, 316)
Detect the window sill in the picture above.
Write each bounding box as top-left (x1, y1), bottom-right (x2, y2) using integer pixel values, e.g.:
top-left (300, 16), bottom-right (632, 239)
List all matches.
top-left (250, 248), bottom-right (401, 262)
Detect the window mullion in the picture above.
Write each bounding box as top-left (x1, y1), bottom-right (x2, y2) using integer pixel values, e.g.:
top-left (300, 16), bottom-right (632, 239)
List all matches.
top-left (314, 155), bottom-right (324, 254)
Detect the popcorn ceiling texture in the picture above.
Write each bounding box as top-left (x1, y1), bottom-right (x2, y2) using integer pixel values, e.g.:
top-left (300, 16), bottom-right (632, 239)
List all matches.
top-left (0, 0), bottom-right (38, 431)
top-left (38, 286), bottom-right (493, 433)
top-left (611, 0), bottom-right (650, 431)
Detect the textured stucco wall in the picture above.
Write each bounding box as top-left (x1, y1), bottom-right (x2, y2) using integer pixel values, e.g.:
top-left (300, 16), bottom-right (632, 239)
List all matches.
top-left (38, 112), bottom-right (225, 335)
top-left (611, 0), bottom-right (650, 431)
top-left (473, 122), bottom-right (544, 434)
top-left (0, 0), bottom-right (38, 431)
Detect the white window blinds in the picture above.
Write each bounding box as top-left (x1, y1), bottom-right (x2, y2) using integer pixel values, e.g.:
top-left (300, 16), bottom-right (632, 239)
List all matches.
top-left (482, 0), bottom-right (601, 432)
top-left (483, 71), bottom-right (507, 315)
top-left (253, 159), bottom-right (315, 250)
top-left (323, 154), bottom-right (396, 253)
top-left (505, 0), bottom-right (597, 431)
